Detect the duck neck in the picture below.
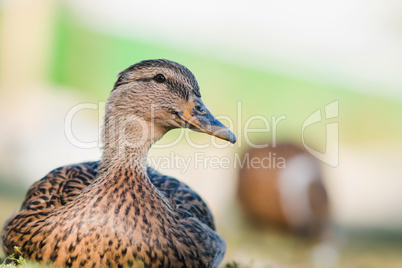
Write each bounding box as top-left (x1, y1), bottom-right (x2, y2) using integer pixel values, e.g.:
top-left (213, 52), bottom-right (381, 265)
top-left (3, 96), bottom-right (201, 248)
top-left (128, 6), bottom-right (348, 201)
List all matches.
top-left (98, 107), bottom-right (164, 180)
top-left (100, 142), bottom-right (150, 175)
top-left (80, 103), bottom-right (176, 225)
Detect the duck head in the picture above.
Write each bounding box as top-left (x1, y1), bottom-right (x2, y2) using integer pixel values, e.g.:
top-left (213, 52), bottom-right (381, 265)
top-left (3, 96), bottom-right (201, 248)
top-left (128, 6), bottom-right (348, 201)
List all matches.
top-left (104, 59), bottom-right (236, 150)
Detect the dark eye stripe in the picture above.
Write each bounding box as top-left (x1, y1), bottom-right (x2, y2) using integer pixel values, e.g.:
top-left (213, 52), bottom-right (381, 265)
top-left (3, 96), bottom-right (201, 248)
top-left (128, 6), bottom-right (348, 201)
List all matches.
top-left (135, 78), bottom-right (152, 82)
top-left (164, 107), bottom-right (180, 116)
top-left (113, 75), bottom-right (190, 101)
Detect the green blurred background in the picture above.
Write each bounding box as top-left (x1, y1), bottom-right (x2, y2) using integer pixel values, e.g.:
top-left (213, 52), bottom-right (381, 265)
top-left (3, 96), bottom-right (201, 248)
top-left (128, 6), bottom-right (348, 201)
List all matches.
top-left (1, 1), bottom-right (402, 267)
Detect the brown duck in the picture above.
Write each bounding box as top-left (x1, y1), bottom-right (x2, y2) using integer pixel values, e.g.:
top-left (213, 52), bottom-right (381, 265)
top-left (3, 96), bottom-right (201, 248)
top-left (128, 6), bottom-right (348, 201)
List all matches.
top-left (1, 59), bottom-right (236, 267)
top-left (238, 143), bottom-right (328, 235)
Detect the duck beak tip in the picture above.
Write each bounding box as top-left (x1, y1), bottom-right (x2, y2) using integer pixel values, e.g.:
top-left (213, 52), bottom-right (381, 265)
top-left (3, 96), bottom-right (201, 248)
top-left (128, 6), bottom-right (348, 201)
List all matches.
top-left (179, 98), bottom-right (237, 144)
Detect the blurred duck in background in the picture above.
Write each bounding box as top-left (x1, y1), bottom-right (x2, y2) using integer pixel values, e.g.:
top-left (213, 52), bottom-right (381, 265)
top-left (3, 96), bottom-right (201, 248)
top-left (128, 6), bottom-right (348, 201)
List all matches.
top-left (238, 143), bottom-right (329, 237)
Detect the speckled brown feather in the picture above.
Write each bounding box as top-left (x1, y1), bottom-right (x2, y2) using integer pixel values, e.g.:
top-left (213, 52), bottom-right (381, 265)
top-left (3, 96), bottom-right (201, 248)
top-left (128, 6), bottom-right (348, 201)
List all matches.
top-left (18, 161), bottom-right (215, 231)
top-left (1, 59), bottom-right (226, 268)
top-left (2, 161), bottom-right (224, 267)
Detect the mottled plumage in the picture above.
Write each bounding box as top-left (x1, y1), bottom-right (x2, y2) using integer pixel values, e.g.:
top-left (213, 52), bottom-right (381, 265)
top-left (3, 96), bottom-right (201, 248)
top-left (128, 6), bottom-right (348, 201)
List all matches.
top-left (1, 59), bottom-right (236, 267)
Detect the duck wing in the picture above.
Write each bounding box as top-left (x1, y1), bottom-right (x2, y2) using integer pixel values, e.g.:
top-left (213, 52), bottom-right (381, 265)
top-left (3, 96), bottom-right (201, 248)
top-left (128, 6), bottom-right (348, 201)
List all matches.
top-left (147, 167), bottom-right (216, 230)
top-left (1, 161), bottom-right (100, 254)
top-left (20, 161), bottom-right (99, 214)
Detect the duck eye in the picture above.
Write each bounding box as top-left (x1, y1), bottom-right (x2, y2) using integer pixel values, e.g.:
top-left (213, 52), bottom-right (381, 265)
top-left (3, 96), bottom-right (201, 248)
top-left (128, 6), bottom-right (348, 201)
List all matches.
top-left (154, 74), bottom-right (166, 83)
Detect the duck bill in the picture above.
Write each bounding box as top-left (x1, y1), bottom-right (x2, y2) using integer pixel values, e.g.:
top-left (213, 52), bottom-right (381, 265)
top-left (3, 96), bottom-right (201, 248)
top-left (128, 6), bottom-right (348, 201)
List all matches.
top-left (177, 99), bottom-right (237, 144)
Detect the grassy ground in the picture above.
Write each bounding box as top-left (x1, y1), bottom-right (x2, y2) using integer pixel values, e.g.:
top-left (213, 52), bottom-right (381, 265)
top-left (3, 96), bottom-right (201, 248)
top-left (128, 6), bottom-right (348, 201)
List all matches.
top-left (0, 197), bottom-right (23, 264)
top-left (220, 204), bottom-right (402, 268)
